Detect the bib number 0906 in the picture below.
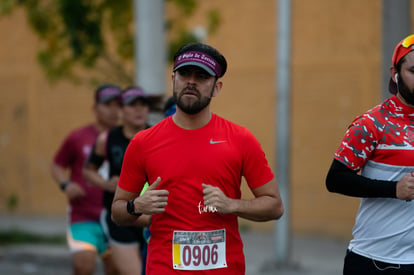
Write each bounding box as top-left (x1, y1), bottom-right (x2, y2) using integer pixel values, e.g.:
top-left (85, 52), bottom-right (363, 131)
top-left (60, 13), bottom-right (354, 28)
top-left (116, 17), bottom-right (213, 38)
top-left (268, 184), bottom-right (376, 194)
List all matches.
top-left (182, 244), bottom-right (218, 266)
top-left (172, 229), bottom-right (226, 270)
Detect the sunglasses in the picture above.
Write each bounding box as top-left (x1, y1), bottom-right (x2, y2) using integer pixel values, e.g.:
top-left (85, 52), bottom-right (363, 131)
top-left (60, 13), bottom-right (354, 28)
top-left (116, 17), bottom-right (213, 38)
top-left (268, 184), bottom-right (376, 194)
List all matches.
top-left (401, 35), bottom-right (414, 48)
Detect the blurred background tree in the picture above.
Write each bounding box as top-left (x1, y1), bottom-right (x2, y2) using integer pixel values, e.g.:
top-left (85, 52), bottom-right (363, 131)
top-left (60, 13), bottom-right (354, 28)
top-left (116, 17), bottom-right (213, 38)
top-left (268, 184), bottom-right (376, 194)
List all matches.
top-left (0, 0), bottom-right (220, 86)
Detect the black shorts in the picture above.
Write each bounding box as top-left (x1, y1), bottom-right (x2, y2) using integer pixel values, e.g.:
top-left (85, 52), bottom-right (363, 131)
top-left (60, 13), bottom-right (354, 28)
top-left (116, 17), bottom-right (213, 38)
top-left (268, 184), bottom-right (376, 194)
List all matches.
top-left (344, 250), bottom-right (414, 275)
top-left (100, 209), bottom-right (144, 245)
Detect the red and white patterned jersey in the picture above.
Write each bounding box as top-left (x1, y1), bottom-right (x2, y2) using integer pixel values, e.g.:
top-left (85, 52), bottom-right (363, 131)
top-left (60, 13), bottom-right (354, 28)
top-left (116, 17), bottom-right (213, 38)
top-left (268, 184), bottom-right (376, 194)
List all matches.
top-left (334, 95), bottom-right (414, 264)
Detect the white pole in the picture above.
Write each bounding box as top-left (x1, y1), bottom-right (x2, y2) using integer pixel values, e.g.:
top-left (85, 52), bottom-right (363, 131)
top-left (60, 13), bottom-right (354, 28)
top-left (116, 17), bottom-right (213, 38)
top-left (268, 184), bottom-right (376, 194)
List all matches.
top-left (275, 0), bottom-right (291, 265)
top-left (134, 0), bottom-right (165, 96)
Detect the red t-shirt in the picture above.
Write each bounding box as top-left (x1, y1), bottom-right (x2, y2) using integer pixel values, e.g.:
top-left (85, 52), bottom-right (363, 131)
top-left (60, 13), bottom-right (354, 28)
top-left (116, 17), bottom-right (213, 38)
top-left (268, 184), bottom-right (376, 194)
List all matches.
top-left (53, 124), bottom-right (104, 223)
top-left (119, 114), bottom-right (274, 274)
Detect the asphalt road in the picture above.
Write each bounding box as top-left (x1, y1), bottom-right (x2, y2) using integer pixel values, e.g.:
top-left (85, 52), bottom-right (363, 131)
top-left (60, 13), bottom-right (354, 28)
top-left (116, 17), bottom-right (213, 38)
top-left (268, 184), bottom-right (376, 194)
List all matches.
top-left (0, 233), bottom-right (346, 275)
top-left (0, 215), bottom-right (346, 274)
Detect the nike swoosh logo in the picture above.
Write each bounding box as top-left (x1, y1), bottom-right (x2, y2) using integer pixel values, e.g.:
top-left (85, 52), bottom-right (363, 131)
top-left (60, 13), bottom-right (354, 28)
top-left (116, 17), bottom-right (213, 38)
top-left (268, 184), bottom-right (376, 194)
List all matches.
top-left (210, 139), bottom-right (227, 144)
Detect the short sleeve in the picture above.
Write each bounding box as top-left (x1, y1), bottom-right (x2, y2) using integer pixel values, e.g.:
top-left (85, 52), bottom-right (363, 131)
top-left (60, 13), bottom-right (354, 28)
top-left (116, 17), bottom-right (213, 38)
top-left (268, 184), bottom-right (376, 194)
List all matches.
top-left (241, 129), bottom-right (274, 189)
top-left (118, 135), bottom-right (147, 193)
top-left (334, 115), bottom-right (378, 171)
top-left (53, 133), bottom-right (76, 168)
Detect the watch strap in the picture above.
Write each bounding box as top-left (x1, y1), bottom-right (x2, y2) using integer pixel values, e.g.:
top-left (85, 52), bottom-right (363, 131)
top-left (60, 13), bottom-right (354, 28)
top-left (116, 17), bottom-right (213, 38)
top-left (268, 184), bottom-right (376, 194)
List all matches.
top-left (127, 199), bottom-right (142, 217)
top-left (59, 180), bottom-right (71, 191)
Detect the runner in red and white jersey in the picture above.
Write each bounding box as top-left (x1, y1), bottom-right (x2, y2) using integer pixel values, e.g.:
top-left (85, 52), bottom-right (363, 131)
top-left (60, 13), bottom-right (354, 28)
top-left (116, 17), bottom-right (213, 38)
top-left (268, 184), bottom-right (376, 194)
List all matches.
top-left (327, 34), bottom-right (414, 274)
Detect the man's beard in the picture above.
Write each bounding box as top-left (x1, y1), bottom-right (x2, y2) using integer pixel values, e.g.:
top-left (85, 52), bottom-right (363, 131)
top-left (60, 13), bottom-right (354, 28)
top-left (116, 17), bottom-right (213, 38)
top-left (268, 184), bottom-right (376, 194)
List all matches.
top-left (173, 86), bottom-right (214, 115)
top-left (398, 76), bottom-right (414, 106)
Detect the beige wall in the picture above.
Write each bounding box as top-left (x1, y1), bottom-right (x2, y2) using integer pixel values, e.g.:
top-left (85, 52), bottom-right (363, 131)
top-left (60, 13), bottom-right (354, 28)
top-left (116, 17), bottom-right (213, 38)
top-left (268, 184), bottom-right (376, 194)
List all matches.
top-left (0, 1), bottom-right (413, 239)
top-left (290, 1), bottom-right (382, 238)
top-left (0, 10), bottom-right (97, 215)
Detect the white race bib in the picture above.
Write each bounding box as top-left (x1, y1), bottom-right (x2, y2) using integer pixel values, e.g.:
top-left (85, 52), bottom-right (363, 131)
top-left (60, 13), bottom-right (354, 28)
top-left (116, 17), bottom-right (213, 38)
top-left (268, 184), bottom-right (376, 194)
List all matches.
top-left (172, 229), bottom-right (227, 270)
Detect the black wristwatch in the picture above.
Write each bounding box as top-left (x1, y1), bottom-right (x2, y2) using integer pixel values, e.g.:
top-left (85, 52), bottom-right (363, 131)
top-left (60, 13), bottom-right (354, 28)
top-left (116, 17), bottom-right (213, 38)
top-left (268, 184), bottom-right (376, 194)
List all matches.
top-left (127, 199), bottom-right (142, 217)
top-left (59, 180), bottom-right (71, 191)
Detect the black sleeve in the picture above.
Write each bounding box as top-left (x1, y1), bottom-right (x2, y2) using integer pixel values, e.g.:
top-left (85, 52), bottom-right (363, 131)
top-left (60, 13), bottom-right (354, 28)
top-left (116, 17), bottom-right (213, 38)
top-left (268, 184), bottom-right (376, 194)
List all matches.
top-left (84, 143), bottom-right (105, 168)
top-left (325, 159), bottom-right (397, 198)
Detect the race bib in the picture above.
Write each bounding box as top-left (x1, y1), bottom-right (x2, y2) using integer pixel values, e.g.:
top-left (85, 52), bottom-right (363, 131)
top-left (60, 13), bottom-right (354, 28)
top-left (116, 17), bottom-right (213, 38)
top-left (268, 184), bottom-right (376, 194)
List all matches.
top-left (172, 229), bottom-right (227, 270)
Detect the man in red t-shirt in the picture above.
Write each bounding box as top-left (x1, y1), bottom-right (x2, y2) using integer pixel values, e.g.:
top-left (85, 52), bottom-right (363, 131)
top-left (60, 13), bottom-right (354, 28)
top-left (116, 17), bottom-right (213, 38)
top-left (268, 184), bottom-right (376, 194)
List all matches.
top-left (51, 84), bottom-right (121, 275)
top-left (112, 43), bottom-right (284, 275)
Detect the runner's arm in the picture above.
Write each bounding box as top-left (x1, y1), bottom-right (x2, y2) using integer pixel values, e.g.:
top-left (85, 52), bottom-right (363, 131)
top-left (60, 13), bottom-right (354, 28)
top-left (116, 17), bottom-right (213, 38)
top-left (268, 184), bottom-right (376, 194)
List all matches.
top-left (326, 159), bottom-right (397, 198)
top-left (51, 162), bottom-right (70, 188)
top-left (112, 177), bottom-right (168, 226)
top-left (82, 132), bottom-right (115, 191)
top-left (111, 187), bottom-right (142, 226)
top-left (234, 178), bottom-right (283, 221)
top-left (203, 177), bottom-right (283, 222)
top-left (50, 162), bottom-right (85, 199)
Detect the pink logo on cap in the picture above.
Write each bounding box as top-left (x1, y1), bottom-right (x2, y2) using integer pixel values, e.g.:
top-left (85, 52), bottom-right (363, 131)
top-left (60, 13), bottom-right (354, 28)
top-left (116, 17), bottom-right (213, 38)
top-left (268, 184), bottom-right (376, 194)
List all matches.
top-left (97, 87), bottom-right (121, 102)
top-left (122, 87), bottom-right (147, 105)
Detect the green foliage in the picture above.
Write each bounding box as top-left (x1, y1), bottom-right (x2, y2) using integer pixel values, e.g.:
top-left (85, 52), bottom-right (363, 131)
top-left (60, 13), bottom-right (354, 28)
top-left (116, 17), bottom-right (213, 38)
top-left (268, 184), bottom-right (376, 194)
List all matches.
top-left (6, 193), bottom-right (18, 211)
top-left (0, 230), bottom-right (65, 245)
top-left (168, 31), bottom-right (198, 62)
top-left (0, 0), bottom-right (20, 15)
top-left (207, 9), bottom-right (221, 35)
top-left (166, 1), bottom-right (221, 61)
top-left (59, 0), bottom-right (103, 64)
top-left (168, 31), bottom-right (199, 62)
top-left (167, 0), bottom-right (196, 15)
top-left (1, 0), bottom-right (221, 86)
